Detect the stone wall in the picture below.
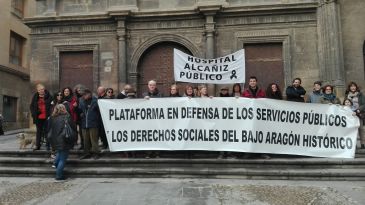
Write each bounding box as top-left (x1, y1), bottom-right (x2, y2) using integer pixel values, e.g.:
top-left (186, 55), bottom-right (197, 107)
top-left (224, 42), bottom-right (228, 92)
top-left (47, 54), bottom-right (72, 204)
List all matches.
top-left (339, 0), bottom-right (365, 89)
top-left (26, 0), bottom-right (364, 97)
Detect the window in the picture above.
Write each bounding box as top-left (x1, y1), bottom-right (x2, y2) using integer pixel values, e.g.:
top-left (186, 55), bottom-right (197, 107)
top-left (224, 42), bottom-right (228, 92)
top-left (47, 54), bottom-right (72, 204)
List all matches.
top-left (9, 31), bottom-right (25, 66)
top-left (3, 96), bottom-right (17, 122)
top-left (11, 0), bottom-right (24, 17)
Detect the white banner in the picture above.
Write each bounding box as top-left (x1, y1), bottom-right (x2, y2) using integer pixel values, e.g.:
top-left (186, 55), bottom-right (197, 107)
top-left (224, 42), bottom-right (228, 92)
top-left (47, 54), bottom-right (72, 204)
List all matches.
top-left (98, 98), bottom-right (359, 159)
top-left (174, 49), bottom-right (245, 84)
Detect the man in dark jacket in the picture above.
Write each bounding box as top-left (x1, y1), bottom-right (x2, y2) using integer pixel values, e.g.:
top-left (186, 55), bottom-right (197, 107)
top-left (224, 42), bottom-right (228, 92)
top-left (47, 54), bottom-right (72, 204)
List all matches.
top-left (79, 89), bottom-right (100, 159)
top-left (142, 80), bottom-right (163, 98)
top-left (286, 78), bottom-right (306, 102)
top-left (30, 84), bottom-right (53, 150)
top-left (117, 84), bottom-right (133, 99)
top-left (142, 80), bottom-right (162, 158)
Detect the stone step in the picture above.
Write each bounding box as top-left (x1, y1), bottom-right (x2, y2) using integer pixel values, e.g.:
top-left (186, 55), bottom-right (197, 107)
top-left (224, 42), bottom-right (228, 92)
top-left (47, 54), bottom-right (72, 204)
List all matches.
top-left (1, 156), bottom-right (365, 169)
top-left (0, 150), bottom-right (364, 158)
top-left (0, 166), bottom-right (365, 180)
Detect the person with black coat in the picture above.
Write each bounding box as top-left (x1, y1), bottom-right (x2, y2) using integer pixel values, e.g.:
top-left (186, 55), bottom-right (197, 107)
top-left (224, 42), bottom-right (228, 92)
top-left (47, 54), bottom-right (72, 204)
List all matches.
top-left (266, 83), bottom-right (283, 100)
top-left (30, 84), bottom-right (53, 151)
top-left (286, 78), bottom-right (306, 102)
top-left (47, 104), bottom-right (76, 181)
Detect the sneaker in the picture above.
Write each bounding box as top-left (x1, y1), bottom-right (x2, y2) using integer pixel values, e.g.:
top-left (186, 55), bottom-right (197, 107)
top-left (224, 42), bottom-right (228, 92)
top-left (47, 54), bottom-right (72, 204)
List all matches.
top-left (50, 154), bottom-right (56, 159)
top-left (51, 164), bottom-right (56, 168)
top-left (79, 154), bottom-right (91, 160)
top-left (55, 177), bottom-right (66, 182)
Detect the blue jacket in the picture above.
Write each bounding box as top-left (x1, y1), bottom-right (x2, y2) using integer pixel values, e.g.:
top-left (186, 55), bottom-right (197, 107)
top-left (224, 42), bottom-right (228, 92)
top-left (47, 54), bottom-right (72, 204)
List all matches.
top-left (79, 96), bottom-right (99, 129)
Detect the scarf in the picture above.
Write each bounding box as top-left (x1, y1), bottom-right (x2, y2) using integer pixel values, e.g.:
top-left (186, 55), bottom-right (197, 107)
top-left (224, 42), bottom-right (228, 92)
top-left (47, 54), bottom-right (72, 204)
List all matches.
top-left (323, 93), bottom-right (336, 101)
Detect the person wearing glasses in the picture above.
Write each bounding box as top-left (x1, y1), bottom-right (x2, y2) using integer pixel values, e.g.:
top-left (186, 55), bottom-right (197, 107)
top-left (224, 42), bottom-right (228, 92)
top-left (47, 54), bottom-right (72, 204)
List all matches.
top-left (105, 88), bottom-right (115, 99)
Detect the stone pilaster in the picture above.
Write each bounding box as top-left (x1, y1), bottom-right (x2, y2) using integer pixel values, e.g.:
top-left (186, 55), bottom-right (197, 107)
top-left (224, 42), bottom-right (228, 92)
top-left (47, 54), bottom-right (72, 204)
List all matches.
top-left (117, 19), bottom-right (127, 90)
top-left (317, 0), bottom-right (345, 95)
top-left (199, 5), bottom-right (221, 94)
top-left (110, 10), bottom-right (130, 91)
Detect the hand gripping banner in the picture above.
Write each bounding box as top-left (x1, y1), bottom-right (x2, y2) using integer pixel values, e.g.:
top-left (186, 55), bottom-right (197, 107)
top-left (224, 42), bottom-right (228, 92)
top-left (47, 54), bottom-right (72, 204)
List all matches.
top-left (98, 98), bottom-right (359, 158)
top-left (174, 49), bottom-right (245, 84)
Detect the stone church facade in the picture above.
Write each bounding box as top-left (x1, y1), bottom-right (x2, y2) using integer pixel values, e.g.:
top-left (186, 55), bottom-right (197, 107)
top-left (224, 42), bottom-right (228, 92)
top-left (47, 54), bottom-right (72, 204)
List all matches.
top-left (25, 0), bottom-right (365, 97)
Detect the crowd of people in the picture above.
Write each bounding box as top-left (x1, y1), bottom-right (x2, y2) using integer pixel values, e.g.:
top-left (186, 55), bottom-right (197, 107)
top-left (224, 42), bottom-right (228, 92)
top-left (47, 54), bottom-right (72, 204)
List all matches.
top-left (29, 77), bottom-right (365, 180)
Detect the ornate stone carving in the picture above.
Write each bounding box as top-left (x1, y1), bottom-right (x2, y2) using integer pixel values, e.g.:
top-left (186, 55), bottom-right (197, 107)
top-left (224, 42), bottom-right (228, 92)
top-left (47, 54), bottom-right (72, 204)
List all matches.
top-left (31, 24), bottom-right (116, 35)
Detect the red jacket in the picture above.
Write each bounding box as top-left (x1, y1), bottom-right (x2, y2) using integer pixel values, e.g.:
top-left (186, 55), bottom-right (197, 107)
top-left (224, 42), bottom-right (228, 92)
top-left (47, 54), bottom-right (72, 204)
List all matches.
top-left (242, 88), bottom-right (266, 98)
top-left (64, 96), bottom-right (78, 122)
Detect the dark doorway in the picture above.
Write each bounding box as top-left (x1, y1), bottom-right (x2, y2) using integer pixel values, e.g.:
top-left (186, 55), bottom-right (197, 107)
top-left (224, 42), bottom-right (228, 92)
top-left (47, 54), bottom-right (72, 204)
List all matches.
top-left (59, 51), bottom-right (93, 91)
top-left (244, 43), bottom-right (284, 91)
top-left (137, 42), bottom-right (192, 97)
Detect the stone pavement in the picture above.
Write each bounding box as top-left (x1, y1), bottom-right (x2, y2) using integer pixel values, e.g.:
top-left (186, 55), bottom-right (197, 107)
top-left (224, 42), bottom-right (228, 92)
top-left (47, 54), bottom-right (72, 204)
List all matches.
top-left (1, 130), bottom-right (365, 204)
top-left (0, 177), bottom-right (365, 205)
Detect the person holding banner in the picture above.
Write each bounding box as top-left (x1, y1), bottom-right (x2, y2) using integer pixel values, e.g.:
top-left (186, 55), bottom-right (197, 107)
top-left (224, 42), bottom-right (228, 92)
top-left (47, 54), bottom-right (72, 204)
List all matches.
top-left (218, 87), bottom-right (237, 159)
top-left (242, 76), bottom-right (266, 98)
top-left (143, 80), bottom-right (162, 158)
top-left (286, 78), bottom-right (306, 102)
top-left (241, 76), bottom-right (269, 159)
top-left (219, 87), bottom-right (230, 97)
top-left (320, 85), bottom-right (341, 104)
top-left (345, 82), bottom-right (365, 149)
top-left (199, 85), bottom-right (209, 98)
top-left (307, 81), bottom-right (322, 103)
top-left (183, 85), bottom-right (195, 98)
top-left (143, 80), bottom-right (163, 99)
top-left (231, 83), bottom-right (242, 97)
top-left (265, 83), bottom-right (283, 100)
top-left (169, 84), bottom-right (181, 97)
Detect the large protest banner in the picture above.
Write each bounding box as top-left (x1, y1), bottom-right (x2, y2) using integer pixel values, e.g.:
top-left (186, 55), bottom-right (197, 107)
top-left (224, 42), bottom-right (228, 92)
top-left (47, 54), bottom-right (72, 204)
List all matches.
top-left (174, 49), bottom-right (245, 84)
top-left (98, 98), bottom-right (359, 158)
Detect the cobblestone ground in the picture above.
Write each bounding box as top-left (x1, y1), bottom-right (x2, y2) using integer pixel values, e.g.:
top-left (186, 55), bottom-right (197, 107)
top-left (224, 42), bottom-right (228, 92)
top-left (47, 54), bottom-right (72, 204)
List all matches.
top-left (0, 180), bottom-right (73, 205)
top-left (212, 184), bottom-right (355, 205)
top-left (0, 178), bottom-right (363, 205)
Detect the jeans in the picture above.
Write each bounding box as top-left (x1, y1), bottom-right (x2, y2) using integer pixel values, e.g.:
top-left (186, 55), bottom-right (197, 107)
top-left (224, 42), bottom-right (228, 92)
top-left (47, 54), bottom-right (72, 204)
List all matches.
top-left (55, 150), bottom-right (69, 179)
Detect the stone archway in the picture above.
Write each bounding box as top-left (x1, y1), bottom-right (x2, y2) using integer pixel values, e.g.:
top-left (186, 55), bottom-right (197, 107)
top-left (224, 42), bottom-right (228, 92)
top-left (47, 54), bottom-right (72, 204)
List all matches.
top-left (137, 42), bottom-right (193, 96)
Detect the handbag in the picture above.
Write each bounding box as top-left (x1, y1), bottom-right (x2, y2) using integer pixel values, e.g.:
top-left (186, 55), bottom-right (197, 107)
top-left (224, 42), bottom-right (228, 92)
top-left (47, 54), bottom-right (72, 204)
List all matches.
top-left (63, 116), bottom-right (76, 144)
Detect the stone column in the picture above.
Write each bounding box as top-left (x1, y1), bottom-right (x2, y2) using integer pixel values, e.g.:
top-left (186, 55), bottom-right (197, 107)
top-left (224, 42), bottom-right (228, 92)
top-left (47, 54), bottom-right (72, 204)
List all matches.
top-left (199, 5), bottom-right (220, 95)
top-left (116, 18), bottom-right (128, 92)
top-left (205, 15), bottom-right (215, 59)
top-left (44, 0), bottom-right (57, 16)
top-left (317, 0), bottom-right (345, 96)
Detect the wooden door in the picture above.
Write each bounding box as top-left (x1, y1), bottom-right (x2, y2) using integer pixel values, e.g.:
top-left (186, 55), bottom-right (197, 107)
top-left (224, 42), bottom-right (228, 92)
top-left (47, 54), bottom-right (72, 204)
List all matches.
top-left (244, 43), bottom-right (284, 91)
top-left (137, 42), bottom-right (192, 97)
top-left (59, 51), bottom-right (93, 91)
